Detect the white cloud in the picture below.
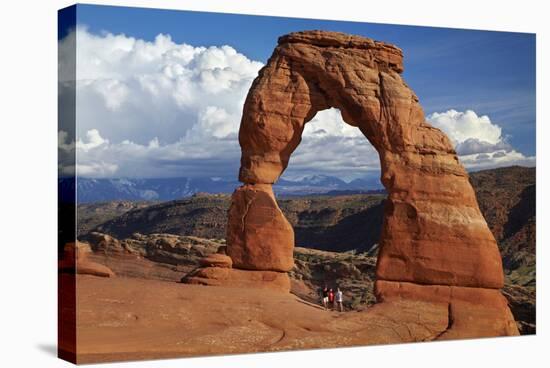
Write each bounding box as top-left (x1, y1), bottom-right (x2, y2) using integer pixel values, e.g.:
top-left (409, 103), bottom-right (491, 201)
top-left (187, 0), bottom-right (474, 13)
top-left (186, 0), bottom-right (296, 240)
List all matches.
top-left (58, 126), bottom-right (240, 178)
top-left (59, 28), bottom-right (382, 179)
top-left (303, 108), bottom-right (363, 139)
top-left (427, 109), bottom-right (535, 170)
top-left (76, 129), bottom-right (108, 151)
top-left (458, 150), bottom-right (535, 170)
top-left (58, 27), bottom-right (263, 177)
top-left (90, 79), bottom-right (129, 111)
top-left (58, 28), bottom-right (534, 179)
top-left (427, 109), bottom-right (502, 145)
top-left (455, 138), bottom-right (512, 156)
top-left (77, 162), bottom-right (119, 177)
top-left (62, 27), bottom-right (263, 144)
top-left (285, 108), bottom-right (380, 181)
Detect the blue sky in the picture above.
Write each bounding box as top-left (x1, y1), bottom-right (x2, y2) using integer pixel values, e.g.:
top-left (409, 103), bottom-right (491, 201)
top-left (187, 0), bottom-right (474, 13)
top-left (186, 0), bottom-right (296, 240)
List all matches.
top-left (74, 4), bottom-right (536, 155)
top-left (58, 4), bottom-right (536, 180)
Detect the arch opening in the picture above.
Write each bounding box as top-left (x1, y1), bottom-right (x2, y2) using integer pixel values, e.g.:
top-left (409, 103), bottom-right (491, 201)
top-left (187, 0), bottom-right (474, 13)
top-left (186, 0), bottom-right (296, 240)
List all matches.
top-left (276, 107), bottom-right (385, 306)
top-left (283, 107), bottom-right (382, 186)
top-left (276, 107), bottom-right (385, 255)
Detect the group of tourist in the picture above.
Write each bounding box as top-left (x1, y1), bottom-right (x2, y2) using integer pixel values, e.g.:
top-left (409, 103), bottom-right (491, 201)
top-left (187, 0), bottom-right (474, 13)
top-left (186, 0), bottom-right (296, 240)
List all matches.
top-left (320, 285), bottom-right (344, 312)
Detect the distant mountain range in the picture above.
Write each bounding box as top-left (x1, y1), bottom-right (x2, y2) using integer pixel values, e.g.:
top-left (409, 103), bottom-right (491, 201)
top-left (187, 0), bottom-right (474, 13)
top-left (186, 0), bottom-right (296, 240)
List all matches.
top-left (60, 174), bottom-right (384, 203)
top-left (78, 166), bottom-right (535, 255)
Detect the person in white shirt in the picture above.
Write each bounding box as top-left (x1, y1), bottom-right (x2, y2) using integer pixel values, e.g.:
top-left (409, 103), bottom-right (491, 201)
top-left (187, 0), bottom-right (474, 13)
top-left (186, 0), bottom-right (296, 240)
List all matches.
top-left (335, 288), bottom-right (344, 312)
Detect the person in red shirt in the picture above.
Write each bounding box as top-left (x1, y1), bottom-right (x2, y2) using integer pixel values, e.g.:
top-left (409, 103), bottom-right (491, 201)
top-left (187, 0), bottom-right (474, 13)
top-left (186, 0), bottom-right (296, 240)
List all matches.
top-left (328, 288), bottom-right (335, 309)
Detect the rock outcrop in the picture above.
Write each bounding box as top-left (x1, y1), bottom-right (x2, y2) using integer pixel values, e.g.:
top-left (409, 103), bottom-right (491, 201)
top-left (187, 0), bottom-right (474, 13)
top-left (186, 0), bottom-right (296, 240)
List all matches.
top-left (58, 241), bottom-right (115, 278)
top-left (184, 267), bottom-right (291, 293)
top-left (187, 184), bottom-right (294, 291)
top-left (199, 253), bottom-right (233, 268)
top-left (226, 184), bottom-right (294, 272)
top-left (184, 244), bottom-right (290, 292)
top-left (206, 30), bottom-right (517, 337)
top-left (86, 232), bottom-right (125, 254)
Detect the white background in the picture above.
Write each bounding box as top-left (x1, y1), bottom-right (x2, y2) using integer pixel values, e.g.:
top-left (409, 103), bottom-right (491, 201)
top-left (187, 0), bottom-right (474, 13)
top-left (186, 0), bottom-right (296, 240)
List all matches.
top-left (0, 0), bottom-right (547, 366)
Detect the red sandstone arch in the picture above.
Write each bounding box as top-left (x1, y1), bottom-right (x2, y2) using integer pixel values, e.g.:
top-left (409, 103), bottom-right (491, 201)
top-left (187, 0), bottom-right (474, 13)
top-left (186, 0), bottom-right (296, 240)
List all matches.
top-left (193, 30), bottom-right (518, 337)
top-left (231, 30), bottom-right (504, 287)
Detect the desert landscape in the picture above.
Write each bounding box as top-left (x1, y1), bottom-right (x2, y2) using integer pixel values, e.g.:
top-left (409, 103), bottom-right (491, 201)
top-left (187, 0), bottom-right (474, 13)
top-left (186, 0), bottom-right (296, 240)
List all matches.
top-left (58, 29), bottom-right (535, 363)
top-left (60, 165), bottom-right (535, 363)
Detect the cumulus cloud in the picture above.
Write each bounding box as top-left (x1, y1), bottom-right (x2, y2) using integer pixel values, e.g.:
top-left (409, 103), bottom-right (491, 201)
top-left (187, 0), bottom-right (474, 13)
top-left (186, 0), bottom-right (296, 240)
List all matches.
top-left (427, 109), bottom-right (502, 145)
top-left (427, 109), bottom-right (535, 170)
top-left (455, 138), bottom-right (512, 156)
top-left (58, 27), bottom-right (262, 177)
top-left (58, 28), bottom-right (381, 180)
top-left (77, 129), bottom-right (108, 151)
top-left (58, 28), bottom-right (534, 180)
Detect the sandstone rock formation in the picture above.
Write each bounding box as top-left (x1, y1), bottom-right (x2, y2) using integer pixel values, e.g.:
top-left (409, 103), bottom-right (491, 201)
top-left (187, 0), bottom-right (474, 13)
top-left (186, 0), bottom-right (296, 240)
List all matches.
top-left (375, 280), bottom-right (518, 338)
top-left (187, 184), bottom-right (294, 291)
top-left (59, 241), bottom-right (115, 278)
top-left (199, 253), bottom-right (233, 268)
top-left (87, 232), bottom-right (125, 254)
top-left (215, 30), bottom-right (516, 337)
top-left (184, 267), bottom-right (291, 293)
top-left (226, 184), bottom-right (294, 272)
top-left (184, 243), bottom-right (291, 292)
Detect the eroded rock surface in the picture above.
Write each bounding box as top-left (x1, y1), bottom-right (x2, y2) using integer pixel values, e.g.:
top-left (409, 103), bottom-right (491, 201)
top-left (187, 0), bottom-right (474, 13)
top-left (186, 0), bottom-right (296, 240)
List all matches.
top-left (226, 184), bottom-right (294, 272)
top-left (59, 241), bottom-right (115, 278)
top-left (184, 267), bottom-right (291, 293)
top-left (199, 253), bottom-right (233, 268)
top-left (74, 276), bottom-right (450, 363)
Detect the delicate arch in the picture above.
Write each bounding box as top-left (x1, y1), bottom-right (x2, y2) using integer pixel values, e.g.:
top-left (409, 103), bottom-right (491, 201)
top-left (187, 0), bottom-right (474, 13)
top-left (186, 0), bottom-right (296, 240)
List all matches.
top-left (229, 30), bottom-right (503, 290)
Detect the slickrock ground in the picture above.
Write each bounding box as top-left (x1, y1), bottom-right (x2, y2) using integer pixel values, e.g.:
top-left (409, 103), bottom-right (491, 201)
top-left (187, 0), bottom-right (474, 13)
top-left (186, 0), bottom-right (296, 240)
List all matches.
top-left (74, 274), bottom-right (455, 364)
top-left (76, 231), bottom-right (532, 334)
top-left (62, 232), bottom-right (526, 363)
